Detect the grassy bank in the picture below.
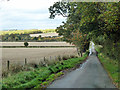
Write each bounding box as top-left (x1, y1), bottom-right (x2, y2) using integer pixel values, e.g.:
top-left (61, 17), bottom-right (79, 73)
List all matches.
top-left (2, 52), bottom-right (88, 89)
top-left (95, 45), bottom-right (119, 88)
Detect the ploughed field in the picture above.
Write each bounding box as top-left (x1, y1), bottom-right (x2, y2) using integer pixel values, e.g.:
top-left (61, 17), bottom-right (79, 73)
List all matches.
top-left (1, 42), bottom-right (74, 46)
top-left (2, 48), bottom-right (77, 70)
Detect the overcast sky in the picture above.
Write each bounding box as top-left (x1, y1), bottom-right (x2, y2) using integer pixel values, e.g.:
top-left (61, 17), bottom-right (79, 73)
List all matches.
top-left (0, 0), bottom-right (66, 30)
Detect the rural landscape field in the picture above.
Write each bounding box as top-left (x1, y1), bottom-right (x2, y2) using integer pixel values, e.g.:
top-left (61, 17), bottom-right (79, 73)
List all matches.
top-left (1, 30), bottom-right (77, 69)
top-left (1, 0), bottom-right (119, 89)
top-left (1, 42), bottom-right (74, 46)
top-left (2, 47), bottom-right (77, 70)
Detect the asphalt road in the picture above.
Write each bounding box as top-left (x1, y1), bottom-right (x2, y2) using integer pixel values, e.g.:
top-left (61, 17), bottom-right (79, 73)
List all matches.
top-left (48, 42), bottom-right (116, 88)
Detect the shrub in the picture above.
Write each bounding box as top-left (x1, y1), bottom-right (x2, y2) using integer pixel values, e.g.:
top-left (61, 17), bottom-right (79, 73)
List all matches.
top-left (24, 42), bottom-right (29, 47)
top-left (2, 70), bottom-right (9, 77)
top-left (29, 63), bottom-right (39, 68)
top-left (10, 65), bottom-right (24, 73)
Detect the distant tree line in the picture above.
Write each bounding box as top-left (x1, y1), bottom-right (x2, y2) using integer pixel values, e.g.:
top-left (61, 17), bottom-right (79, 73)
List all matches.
top-left (1, 34), bottom-right (64, 42)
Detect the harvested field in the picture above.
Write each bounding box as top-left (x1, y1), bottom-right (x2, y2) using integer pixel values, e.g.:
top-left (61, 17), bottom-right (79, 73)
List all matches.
top-left (2, 48), bottom-right (77, 70)
top-left (1, 42), bottom-right (74, 46)
top-left (29, 33), bottom-right (59, 37)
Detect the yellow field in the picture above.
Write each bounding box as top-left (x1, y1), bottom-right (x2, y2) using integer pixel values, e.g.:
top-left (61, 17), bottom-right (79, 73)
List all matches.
top-left (0, 29), bottom-right (55, 35)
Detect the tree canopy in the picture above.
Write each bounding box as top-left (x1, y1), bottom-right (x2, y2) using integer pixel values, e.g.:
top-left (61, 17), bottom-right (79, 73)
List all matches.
top-left (49, 2), bottom-right (120, 59)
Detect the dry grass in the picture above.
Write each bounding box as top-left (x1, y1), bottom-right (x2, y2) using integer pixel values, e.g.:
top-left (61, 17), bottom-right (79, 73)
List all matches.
top-left (2, 48), bottom-right (77, 70)
top-left (2, 53), bottom-right (78, 77)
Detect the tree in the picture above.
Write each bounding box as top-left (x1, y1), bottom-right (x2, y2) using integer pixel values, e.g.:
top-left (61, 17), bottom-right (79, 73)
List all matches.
top-left (24, 42), bottom-right (29, 47)
top-left (70, 30), bottom-right (90, 56)
top-left (49, 2), bottom-right (120, 60)
top-left (49, 2), bottom-right (71, 19)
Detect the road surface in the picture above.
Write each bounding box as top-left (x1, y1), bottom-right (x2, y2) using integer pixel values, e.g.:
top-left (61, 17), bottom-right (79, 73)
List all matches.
top-left (48, 42), bottom-right (116, 88)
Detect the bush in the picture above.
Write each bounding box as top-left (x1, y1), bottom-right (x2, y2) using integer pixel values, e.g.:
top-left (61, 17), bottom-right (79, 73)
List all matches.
top-left (29, 63), bottom-right (39, 68)
top-left (24, 42), bottom-right (29, 47)
top-left (2, 70), bottom-right (9, 77)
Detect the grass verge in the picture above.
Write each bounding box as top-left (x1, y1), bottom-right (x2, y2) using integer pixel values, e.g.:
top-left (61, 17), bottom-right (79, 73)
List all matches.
top-left (2, 52), bottom-right (88, 89)
top-left (95, 45), bottom-right (119, 88)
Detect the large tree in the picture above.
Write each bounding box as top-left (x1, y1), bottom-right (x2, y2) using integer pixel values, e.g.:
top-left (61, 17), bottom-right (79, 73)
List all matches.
top-left (49, 2), bottom-right (120, 60)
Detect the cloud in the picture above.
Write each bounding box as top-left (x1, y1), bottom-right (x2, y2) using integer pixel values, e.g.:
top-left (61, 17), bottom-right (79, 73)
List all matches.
top-left (0, 0), bottom-right (66, 30)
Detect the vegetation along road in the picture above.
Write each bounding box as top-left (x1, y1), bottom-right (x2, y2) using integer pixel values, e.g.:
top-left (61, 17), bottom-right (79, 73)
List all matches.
top-left (48, 42), bottom-right (116, 88)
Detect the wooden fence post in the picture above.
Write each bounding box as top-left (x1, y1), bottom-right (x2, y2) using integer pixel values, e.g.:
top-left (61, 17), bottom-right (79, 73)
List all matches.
top-left (58, 55), bottom-right (61, 61)
top-left (25, 58), bottom-right (27, 65)
top-left (44, 57), bottom-right (46, 62)
top-left (55, 56), bottom-right (57, 60)
top-left (44, 57), bottom-right (46, 66)
top-left (50, 56), bottom-right (51, 60)
top-left (7, 60), bottom-right (10, 70)
top-left (39, 59), bottom-right (41, 65)
top-left (44, 57), bottom-right (48, 67)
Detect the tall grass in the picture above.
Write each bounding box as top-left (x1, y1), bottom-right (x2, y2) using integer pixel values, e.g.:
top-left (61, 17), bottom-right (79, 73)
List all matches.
top-left (2, 53), bottom-right (88, 89)
top-left (95, 45), bottom-right (119, 88)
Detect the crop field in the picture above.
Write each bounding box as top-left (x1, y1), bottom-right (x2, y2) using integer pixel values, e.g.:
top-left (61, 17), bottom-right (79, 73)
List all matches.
top-left (2, 48), bottom-right (77, 69)
top-left (29, 33), bottom-right (59, 37)
top-left (1, 42), bottom-right (74, 46)
top-left (0, 29), bottom-right (55, 35)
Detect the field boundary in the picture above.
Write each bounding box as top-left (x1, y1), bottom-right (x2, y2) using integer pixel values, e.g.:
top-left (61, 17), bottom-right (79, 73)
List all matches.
top-left (2, 53), bottom-right (88, 89)
top-left (1, 46), bottom-right (75, 48)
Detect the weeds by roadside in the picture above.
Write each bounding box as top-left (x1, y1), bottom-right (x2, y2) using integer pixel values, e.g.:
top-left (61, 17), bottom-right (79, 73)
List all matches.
top-left (2, 53), bottom-right (88, 89)
top-left (95, 45), bottom-right (119, 88)
top-left (2, 55), bottom-right (77, 78)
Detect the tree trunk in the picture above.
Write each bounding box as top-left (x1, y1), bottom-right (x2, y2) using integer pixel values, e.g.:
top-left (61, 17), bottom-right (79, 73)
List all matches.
top-left (77, 48), bottom-right (80, 56)
top-left (80, 51), bottom-right (83, 57)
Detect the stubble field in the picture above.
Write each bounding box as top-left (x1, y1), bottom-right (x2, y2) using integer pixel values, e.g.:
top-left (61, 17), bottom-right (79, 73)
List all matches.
top-left (2, 48), bottom-right (77, 69)
top-left (1, 42), bottom-right (74, 46)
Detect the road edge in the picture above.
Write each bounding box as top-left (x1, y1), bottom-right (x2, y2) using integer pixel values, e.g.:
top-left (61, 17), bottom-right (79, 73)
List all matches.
top-left (47, 55), bottom-right (89, 88)
top-left (95, 50), bottom-right (118, 89)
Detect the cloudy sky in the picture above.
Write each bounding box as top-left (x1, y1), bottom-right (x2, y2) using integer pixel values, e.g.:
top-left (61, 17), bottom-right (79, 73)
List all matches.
top-left (0, 0), bottom-right (66, 30)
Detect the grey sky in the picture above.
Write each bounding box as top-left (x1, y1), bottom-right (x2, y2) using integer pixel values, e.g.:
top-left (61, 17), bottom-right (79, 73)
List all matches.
top-left (0, 0), bottom-right (66, 30)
